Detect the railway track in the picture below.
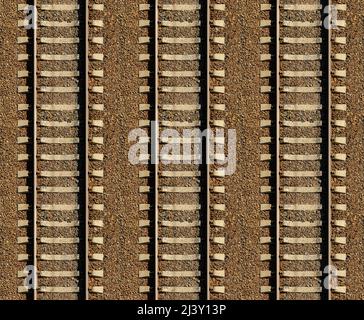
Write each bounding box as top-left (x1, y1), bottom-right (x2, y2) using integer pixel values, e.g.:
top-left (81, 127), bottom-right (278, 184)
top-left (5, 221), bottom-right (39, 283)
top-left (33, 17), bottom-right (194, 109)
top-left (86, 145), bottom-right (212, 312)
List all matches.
top-left (17, 1), bottom-right (104, 299)
top-left (11, 0), bottom-right (352, 301)
top-left (138, 1), bottom-right (226, 300)
top-left (259, 1), bottom-right (347, 299)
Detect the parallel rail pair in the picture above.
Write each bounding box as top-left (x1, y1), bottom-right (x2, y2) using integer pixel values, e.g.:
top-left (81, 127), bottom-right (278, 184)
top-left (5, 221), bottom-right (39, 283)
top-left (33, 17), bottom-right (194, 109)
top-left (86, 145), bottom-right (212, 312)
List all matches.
top-left (260, 0), bottom-right (347, 299)
top-left (18, 1), bottom-right (104, 299)
top-left (139, 1), bottom-right (226, 299)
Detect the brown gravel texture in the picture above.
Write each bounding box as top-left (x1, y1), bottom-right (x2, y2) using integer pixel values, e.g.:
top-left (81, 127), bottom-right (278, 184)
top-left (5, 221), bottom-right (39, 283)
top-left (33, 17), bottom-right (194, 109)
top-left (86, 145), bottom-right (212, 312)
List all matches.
top-left (221, 0), bottom-right (261, 300)
top-left (100, 0), bottom-right (141, 300)
top-left (1, 0), bottom-right (364, 300)
top-left (344, 0), bottom-right (364, 300)
top-left (0, 1), bottom-right (22, 300)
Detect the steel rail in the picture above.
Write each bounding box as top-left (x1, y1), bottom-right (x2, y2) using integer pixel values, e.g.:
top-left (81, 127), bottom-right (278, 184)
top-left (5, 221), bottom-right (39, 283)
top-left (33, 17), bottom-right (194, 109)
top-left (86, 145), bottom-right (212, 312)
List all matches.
top-left (205, 0), bottom-right (211, 300)
top-left (32, 0), bottom-right (38, 301)
top-left (275, 0), bottom-right (281, 300)
top-left (153, 0), bottom-right (160, 301)
top-left (327, 0), bottom-right (332, 301)
top-left (85, 0), bottom-right (90, 300)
